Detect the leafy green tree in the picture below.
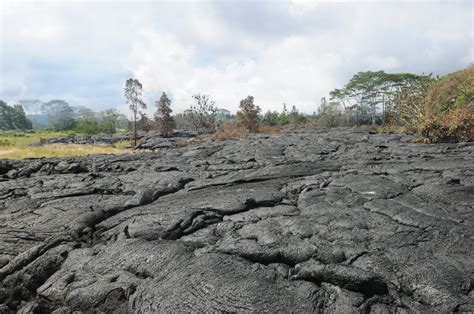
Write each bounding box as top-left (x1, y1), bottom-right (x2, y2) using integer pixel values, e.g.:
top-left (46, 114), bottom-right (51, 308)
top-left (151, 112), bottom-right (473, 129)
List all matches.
top-left (330, 71), bottom-right (432, 126)
top-left (262, 110), bottom-right (279, 126)
top-left (0, 101), bottom-right (33, 130)
top-left (17, 100), bottom-right (47, 129)
top-left (125, 78), bottom-right (146, 146)
top-left (237, 96), bottom-right (260, 132)
top-left (154, 92), bottom-right (175, 136)
top-left (289, 105), bottom-right (306, 124)
top-left (99, 108), bottom-right (119, 135)
top-left (0, 101), bottom-right (12, 130)
top-left (41, 100), bottom-right (75, 131)
top-left (276, 103), bottom-right (291, 125)
top-left (74, 107), bottom-right (98, 134)
top-left (12, 105), bottom-right (33, 129)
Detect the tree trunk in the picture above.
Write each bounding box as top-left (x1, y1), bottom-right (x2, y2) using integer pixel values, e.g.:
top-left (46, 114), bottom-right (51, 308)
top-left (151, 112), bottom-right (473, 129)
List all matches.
top-left (133, 112), bottom-right (137, 147)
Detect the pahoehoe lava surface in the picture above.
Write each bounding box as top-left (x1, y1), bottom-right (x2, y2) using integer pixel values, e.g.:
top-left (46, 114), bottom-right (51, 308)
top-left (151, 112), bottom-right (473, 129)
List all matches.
top-left (1, 128), bottom-right (473, 313)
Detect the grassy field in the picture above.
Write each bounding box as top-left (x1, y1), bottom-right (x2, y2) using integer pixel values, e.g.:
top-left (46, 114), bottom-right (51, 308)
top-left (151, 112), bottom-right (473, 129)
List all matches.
top-left (0, 131), bottom-right (130, 159)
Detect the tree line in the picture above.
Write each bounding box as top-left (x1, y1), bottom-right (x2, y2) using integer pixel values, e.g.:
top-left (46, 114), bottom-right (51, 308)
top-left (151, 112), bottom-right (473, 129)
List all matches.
top-left (124, 78), bottom-right (234, 145)
top-left (122, 65), bottom-right (473, 144)
top-left (313, 66), bottom-right (472, 142)
top-left (0, 100), bottom-right (32, 130)
top-left (0, 99), bottom-right (129, 134)
top-left (2, 65), bottom-right (471, 144)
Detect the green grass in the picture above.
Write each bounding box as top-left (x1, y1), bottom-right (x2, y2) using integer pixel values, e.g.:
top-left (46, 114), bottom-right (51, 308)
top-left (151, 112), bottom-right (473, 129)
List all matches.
top-left (0, 130), bottom-right (129, 159)
top-left (0, 130), bottom-right (76, 146)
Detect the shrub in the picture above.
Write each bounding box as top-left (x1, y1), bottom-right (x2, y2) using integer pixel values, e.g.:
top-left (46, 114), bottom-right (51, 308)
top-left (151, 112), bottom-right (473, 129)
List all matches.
top-left (390, 65), bottom-right (473, 143)
top-left (423, 65), bottom-right (473, 117)
top-left (237, 96), bottom-right (260, 132)
top-left (415, 106), bottom-right (474, 143)
top-left (214, 121), bottom-right (248, 140)
top-left (414, 66), bottom-right (473, 143)
top-left (0, 139), bottom-right (11, 146)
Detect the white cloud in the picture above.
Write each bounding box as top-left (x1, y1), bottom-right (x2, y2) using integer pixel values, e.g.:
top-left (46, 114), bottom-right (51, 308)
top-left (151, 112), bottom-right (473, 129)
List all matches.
top-left (0, 0), bottom-right (472, 115)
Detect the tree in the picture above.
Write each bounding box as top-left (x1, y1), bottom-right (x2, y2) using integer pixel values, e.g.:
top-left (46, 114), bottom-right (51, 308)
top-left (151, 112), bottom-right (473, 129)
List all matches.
top-left (17, 100), bottom-right (48, 129)
top-left (329, 71), bottom-right (432, 126)
top-left (75, 108), bottom-right (99, 135)
top-left (185, 94), bottom-right (218, 131)
top-left (275, 103), bottom-right (290, 125)
top-left (116, 114), bottom-right (130, 131)
top-left (154, 92), bottom-right (175, 136)
top-left (318, 97), bottom-right (342, 127)
top-left (124, 78), bottom-right (146, 146)
top-left (12, 105), bottom-right (33, 129)
top-left (0, 101), bottom-right (33, 130)
top-left (17, 99), bottom-right (43, 116)
top-left (41, 100), bottom-right (75, 131)
top-left (262, 110), bottom-right (279, 126)
top-left (289, 105), bottom-right (306, 124)
top-left (237, 96), bottom-right (260, 132)
top-left (99, 108), bottom-right (119, 135)
top-left (137, 113), bottom-right (153, 132)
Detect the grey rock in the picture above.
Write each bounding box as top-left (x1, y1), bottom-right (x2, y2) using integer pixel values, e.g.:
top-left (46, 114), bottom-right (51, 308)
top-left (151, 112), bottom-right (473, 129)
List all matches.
top-left (0, 127), bottom-right (473, 312)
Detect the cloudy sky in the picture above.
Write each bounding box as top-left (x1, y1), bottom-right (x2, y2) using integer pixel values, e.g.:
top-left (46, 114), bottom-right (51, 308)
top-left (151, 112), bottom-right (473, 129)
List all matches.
top-left (0, 0), bottom-right (472, 115)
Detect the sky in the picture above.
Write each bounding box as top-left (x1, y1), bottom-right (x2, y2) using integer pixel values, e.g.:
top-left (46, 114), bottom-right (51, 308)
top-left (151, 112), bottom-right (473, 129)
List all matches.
top-left (0, 0), bottom-right (473, 116)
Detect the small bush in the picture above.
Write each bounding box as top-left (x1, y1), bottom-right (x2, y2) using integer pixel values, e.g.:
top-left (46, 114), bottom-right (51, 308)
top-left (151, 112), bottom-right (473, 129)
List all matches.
top-left (236, 96), bottom-right (260, 132)
top-left (214, 121), bottom-right (248, 140)
top-left (415, 106), bottom-right (474, 143)
top-left (0, 139), bottom-right (11, 146)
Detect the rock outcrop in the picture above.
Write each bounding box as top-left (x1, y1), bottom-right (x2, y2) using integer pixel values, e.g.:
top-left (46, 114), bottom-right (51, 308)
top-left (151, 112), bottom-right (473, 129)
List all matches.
top-left (32, 130), bottom-right (199, 150)
top-left (1, 128), bottom-right (473, 312)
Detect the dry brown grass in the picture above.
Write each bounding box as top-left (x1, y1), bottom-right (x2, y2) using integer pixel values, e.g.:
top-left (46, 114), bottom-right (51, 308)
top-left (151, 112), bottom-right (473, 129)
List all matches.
top-left (214, 121), bottom-right (249, 140)
top-left (0, 144), bottom-right (126, 159)
top-left (177, 122), bottom-right (284, 146)
top-left (258, 126), bottom-right (283, 134)
top-left (386, 65), bottom-right (473, 143)
top-left (414, 66), bottom-right (473, 143)
top-left (415, 106), bottom-right (474, 143)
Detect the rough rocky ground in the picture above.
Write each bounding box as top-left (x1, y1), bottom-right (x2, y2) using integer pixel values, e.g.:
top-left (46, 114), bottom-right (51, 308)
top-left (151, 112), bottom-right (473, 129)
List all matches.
top-left (0, 127), bottom-right (473, 313)
top-left (33, 131), bottom-right (199, 150)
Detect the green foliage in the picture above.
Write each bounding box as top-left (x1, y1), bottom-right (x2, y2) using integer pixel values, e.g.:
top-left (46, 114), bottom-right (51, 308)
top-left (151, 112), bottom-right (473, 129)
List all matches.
top-left (328, 71), bottom-right (433, 127)
top-left (237, 96), bottom-right (260, 132)
top-left (262, 110), bottom-right (280, 126)
top-left (0, 139), bottom-right (12, 146)
top-left (99, 108), bottom-right (119, 135)
top-left (73, 108), bottom-right (120, 135)
top-left (75, 119), bottom-right (100, 135)
top-left (125, 78), bottom-right (146, 145)
top-left (0, 101), bottom-right (33, 130)
top-left (155, 92), bottom-right (175, 136)
top-left (41, 100), bottom-right (76, 131)
top-left (261, 104), bottom-right (306, 127)
top-left (414, 65), bottom-right (474, 143)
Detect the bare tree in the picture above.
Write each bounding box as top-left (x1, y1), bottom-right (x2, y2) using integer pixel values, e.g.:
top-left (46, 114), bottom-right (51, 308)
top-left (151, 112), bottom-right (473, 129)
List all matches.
top-left (124, 78), bottom-right (146, 146)
top-left (186, 94), bottom-right (218, 132)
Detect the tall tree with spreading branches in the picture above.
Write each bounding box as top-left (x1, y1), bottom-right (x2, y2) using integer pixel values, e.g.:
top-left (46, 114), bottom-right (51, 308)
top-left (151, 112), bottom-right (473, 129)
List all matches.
top-left (124, 78), bottom-right (146, 146)
top-left (154, 92), bottom-right (175, 137)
